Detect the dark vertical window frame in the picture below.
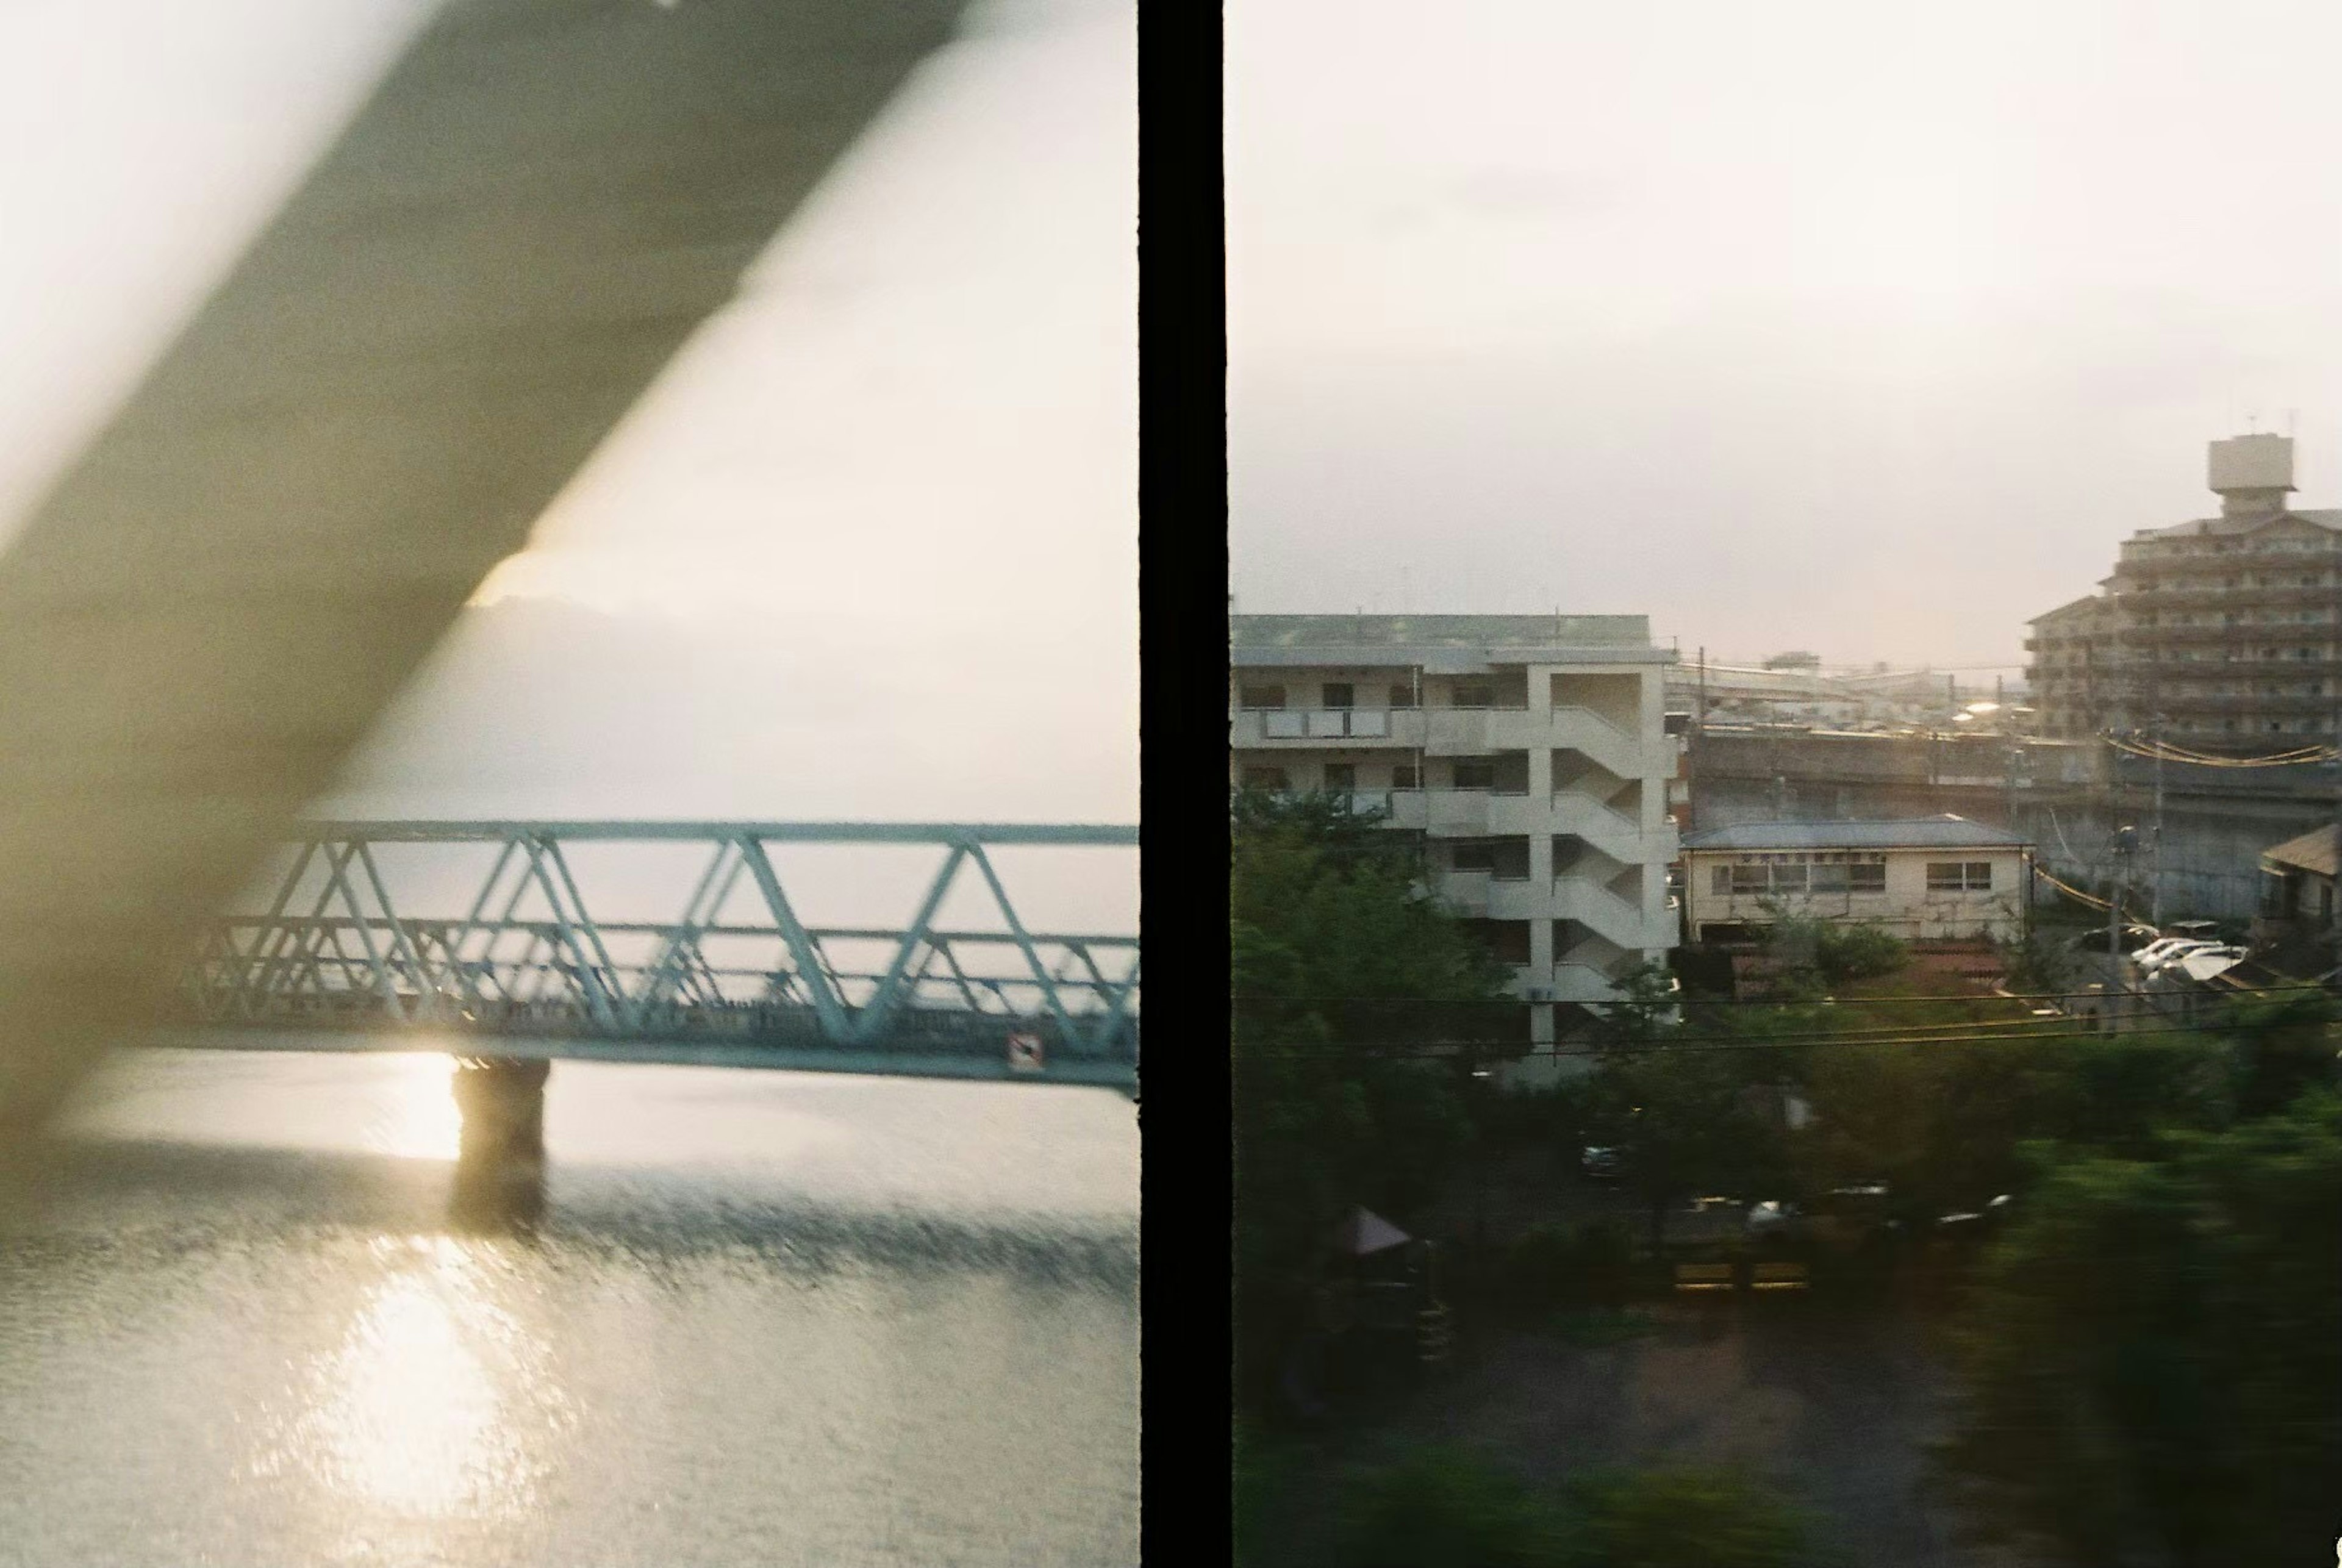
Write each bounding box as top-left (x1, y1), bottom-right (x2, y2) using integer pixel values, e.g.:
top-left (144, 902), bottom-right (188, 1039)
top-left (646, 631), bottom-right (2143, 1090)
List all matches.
top-left (1138, 2), bottom-right (1227, 1559)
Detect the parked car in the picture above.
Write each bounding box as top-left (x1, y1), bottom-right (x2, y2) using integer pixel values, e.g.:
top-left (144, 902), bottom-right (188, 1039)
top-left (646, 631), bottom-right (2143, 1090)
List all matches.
top-left (2071, 925), bottom-right (2157, 954)
top-left (2130, 937), bottom-right (2217, 974)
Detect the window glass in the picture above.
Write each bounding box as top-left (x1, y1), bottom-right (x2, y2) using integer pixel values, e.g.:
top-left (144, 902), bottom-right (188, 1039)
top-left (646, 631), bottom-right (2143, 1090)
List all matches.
top-left (1771, 864), bottom-right (1808, 892)
top-left (1239, 684), bottom-right (1284, 709)
top-left (1451, 842), bottom-right (1495, 873)
top-left (1322, 682), bottom-right (1354, 709)
top-left (1451, 681), bottom-right (1493, 707)
top-left (1848, 864), bottom-right (1885, 892)
top-left (1391, 764), bottom-right (1420, 790)
top-left (1964, 862), bottom-right (1992, 889)
top-left (1322, 764), bottom-right (1356, 790)
top-left (1730, 865), bottom-right (1768, 895)
top-left (1712, 865), bottom-right (1733, 895)
top-left (1452, 759), bottom-right (1496, 790)
top-left (1241, 766), bottom-right (1289, 791)
top-left (1926, 862), bottom-right (1964, 889)
top-left (1810, 864), bottom-right (1848, 892)
top-left (1387, 682), bottom-right (1417, 709)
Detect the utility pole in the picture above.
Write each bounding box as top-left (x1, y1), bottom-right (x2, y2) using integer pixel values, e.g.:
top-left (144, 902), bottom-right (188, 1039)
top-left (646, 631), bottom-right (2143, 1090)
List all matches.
top-left (2332, 686), bottom-right (2342, 983)
top-left (2150, 710), bottom-right (2165, 927)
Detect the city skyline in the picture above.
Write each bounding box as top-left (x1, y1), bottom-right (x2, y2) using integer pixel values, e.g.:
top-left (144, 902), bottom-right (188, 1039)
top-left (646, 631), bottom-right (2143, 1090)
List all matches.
top-left (1229, 0), bottom-right (2342, 671)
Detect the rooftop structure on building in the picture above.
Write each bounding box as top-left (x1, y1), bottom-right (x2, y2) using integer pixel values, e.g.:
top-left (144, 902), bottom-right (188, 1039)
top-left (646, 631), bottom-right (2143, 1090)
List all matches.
top-left (1228, 612), bottom-right (1680, 1083)
top-left (2025, 435), bottom-right (2342, 749)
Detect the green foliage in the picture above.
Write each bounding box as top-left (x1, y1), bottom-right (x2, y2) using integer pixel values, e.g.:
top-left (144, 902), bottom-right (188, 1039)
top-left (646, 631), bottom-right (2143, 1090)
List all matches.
top-left (1561, 1467), bottom-right (1830, 1568)
top-left (1762, 914), bottom-right (1908, 993)
top-left (1940, 1094), bottom-right (2342, 1567)
top-left (1232, 790), bottom-right (1513, 1402)
top-left (1322, 1448), bottom-right (1828, 1568)
top-left (1330, 1447), bottom-right (1561, 1568)
top-left (1996, 928), bottom-right (2077, 997)
top-left (1588, 1045), bottom-right (1789, 1247)
top-left (2219, 990), bottom-right (2339, 1119)
top-left (1597, 959), bottom-right (1680, 1045)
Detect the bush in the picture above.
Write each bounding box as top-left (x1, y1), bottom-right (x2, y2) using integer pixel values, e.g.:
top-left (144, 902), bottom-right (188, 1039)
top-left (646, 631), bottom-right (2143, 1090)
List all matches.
top-left (1561, 1467), bottom-right (1830, 1567)
top-left (1323, 1449), bottom-right (1831, 1568)
top-left (1330, 1447), bottom-right (1559, 1568)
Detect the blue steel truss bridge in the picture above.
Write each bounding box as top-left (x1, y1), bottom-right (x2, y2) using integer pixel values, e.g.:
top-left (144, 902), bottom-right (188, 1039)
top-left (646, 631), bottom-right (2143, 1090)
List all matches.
top-left (159, 822), bottom-right (1139, 1094)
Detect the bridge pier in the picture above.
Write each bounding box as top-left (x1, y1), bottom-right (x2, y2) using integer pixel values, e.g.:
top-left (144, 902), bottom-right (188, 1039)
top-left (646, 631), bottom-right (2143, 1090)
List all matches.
top-left (448, 1056), bottom-right (549, 1231)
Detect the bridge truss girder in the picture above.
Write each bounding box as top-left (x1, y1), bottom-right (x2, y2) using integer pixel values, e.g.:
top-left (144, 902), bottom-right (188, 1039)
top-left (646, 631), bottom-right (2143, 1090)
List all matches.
top-left (184, 822), bottom-right (1139, 1084)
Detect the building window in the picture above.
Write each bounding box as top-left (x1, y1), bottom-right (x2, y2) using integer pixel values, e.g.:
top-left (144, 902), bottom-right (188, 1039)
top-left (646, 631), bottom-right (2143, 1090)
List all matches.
top-left (1241, 766), bottom-right (1289, 791)
top-left (1451, 681), bottom-right (1494, 708)
top-left (1729, 865), bottom-right (1768, 895)
top-left (1452, 758), bottom-right (1496, 790)
top-left (1711, 865), bottom-right (1733, 896)
top-left (1810, 864), bottom-right (1849, 892)
top-left (1927, 862), bottom-right (1993, 890)
top-left (1392, 764), bottom-right (1420, 790)
top-left (1322, 682), bottom-right (1354, 709)
top-left (1323, 764), bottom-right (1356, 791)
top-left (1239, 684), bottom-right (1285, 710)
top-left (1848, 863), bottom-right (1886, 892)
top-left (1771, 864), bottom-right (1809, 892)
top-left (1388, 682), bottom-right (1418, 709)
top-left (1452, 842), bottom-right (1495, 873)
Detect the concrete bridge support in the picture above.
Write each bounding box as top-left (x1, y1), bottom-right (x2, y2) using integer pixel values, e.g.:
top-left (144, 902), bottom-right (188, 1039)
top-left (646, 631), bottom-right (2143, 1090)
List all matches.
top-left (449, 1056), bottom-right (549, 1231)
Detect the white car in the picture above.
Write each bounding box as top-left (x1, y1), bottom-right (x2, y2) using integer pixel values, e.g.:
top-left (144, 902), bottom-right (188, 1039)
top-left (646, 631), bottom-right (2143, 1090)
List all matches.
top-left (2131, 938), bottom-right (2218, 975)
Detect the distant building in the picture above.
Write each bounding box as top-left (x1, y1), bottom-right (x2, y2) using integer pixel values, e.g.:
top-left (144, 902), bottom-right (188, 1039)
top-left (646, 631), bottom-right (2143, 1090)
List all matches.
top-left (2257, 823), bottom-right (2338, 931)
top-left (1679, 815), bottom-right (2032, 945)
top-left (1228, 614), bottom-right (1679, 1078)
top-left (2026, 434), bottom-right (2342, 747)
top-left (1763, 651), bottom-right (1821, 671)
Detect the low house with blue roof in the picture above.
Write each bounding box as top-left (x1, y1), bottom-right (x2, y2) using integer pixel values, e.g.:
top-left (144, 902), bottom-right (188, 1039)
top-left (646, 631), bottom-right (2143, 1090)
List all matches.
top-left (1680, 815), bottom-right (2033, 945)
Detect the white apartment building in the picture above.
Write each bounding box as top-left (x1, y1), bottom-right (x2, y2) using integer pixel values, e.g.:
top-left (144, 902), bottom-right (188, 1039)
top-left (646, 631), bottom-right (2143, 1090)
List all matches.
top-left (1230, 614), bottom-right (1680, 1080)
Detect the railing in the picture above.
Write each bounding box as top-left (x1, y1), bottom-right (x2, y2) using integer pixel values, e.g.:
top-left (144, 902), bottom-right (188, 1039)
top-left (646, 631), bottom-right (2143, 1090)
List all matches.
top-left (177, 822), bottom-right (1139, 1087)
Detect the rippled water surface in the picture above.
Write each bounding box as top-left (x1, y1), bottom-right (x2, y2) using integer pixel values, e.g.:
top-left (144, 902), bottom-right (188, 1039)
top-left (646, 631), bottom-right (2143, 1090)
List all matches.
top-left (0, 1050), bottom-right (1138, 1567)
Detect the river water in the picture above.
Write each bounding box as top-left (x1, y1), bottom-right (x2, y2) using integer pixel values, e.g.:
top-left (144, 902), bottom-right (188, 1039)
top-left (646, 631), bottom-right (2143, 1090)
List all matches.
top-left (0, 1048), bottom-right (1139, 1566)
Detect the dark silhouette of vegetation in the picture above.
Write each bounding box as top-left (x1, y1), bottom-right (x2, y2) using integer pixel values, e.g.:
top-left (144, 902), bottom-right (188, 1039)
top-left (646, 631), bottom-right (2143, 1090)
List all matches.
top-left (1319, 1445), bottom-right (1832, 1568)
top-left (1232, 789), bottom-right (1513, 1410)
top-left (1939, 1093), bottom-right (2342, 1567)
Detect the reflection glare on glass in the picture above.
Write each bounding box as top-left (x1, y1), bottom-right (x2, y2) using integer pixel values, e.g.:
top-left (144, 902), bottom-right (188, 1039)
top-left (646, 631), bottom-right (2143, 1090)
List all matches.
top-left (361, 1053), bottom-right (462, 1161)
top-left (255, 1237), bottom-right (568, 1523)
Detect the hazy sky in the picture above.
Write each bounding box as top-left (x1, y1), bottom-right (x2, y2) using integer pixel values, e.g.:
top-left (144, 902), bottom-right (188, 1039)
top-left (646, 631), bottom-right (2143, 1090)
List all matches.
top-left (0, 0), bottom-right (1135, 930)
top-left (1228, 0), bottom-right (2342, 671)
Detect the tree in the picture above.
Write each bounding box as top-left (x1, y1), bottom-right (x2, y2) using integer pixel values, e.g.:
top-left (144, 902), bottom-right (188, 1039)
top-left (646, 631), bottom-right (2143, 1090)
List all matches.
top-left (1232, 790), bottom-right (1513, 1406)
top-left (1588, 1042), bottom-right (1788, 1251)
top-left (1939, 1094), bottom-right (2342, 1567)
top-left (1594, 958), bottom-right (1680, 1046)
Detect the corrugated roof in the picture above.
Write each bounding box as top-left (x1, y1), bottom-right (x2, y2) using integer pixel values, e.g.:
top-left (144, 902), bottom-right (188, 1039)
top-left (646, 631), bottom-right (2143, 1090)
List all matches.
top-left (1230, 613), bottom-right (1652, 650)
top-left (1682, 815), bottom-right (2029, 851)
top-left (2263, 823), bottom-right (2340, 878)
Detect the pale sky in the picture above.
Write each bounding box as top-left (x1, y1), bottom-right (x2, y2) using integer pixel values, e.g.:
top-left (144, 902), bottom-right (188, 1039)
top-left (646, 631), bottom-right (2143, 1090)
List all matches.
top-left (0, 0), bottom-right (1136, 932)
top-left (1228, 0), bottom-right (2342, 671)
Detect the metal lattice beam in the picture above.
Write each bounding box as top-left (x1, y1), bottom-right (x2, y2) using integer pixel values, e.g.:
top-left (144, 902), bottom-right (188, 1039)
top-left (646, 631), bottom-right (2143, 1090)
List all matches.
top-left (174, 822), bottom-right (1139, 1091)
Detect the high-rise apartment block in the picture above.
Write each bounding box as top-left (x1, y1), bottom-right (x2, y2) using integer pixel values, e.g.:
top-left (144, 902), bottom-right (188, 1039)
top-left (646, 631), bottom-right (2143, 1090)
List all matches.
top-left (2027, 435), bottom-right (2342, 745)
top-left (1229, 614), bottom-right (1679, 1076)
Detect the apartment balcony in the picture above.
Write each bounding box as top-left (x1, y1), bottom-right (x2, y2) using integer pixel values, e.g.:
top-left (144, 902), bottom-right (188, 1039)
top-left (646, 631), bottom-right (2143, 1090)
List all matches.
top-left (1403, 789), bottom-right (1489, 837)
top-left (1228, 707), bottom-right (1425, 748)
top-left (1487, 792), bottom-right (1552, 836)
top-left (1424, 707), bottom-right (1503, 754)
top-left (1436, 867), bottom-right (1492, 916)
